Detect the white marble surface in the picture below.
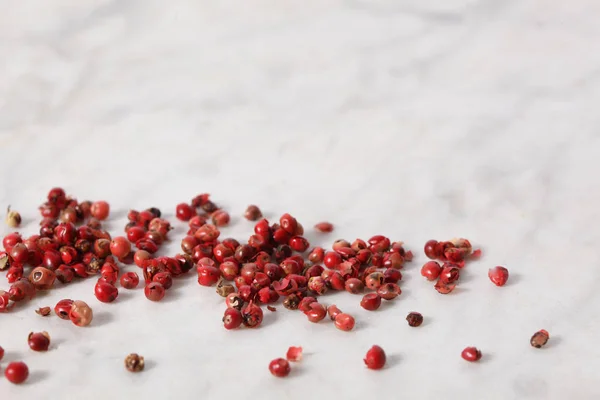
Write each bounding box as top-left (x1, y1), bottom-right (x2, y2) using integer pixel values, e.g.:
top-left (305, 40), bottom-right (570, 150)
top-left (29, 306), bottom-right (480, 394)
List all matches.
top-left (2, 0), bottom-right (600, 399)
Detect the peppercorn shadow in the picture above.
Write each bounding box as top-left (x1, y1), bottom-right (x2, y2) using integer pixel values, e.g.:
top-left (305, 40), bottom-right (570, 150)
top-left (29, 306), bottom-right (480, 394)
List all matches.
top-left (505, 272), bottom-right (521, 286)
top-left (24, 370), bottom-right (49, 385)
top-left (93, 311), bottom-right (114, 327)
top-left (543, 335), bottom-right (561, 349)
top-left (385, 353), bottom-right (401, 369)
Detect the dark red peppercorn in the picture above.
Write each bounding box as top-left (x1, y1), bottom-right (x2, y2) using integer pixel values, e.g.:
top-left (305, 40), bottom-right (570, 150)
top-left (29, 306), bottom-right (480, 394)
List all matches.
top-left (28, 331), bottom-right (51, 351)
top-left (176, 203), bottom-right (196, 221)
top-left (54, 299), bottom-right (74, 319)
top-left (244, 205), bottom-right (263, 221)
top-left (223, 308), bottom-right (243, 330)
top-left (242, 302), bottom-right (263, 328)
top-left (406, 312), bottom-right (423, 327)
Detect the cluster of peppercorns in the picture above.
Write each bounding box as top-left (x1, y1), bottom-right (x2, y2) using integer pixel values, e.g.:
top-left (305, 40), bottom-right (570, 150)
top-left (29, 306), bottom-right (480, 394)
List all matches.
top-left (184, 210), bottom-right (411, 331)
top-left (421, 238), bottom-right (480, 294)
top-left (0, 187), bottom-right (552, 384)
top-left (174, 193), bottom-right (230, 228)
top-left (125, 207), bottom-right (171, 255)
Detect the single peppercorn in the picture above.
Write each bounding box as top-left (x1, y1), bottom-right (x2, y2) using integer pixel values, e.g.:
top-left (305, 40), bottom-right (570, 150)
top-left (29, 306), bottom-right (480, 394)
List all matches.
top-left (176, 203), bottom-right (195, 221)
top-left (110, 236), bottom-right (131, 259)
top-left (4, 361), bottom-right (29, 384)
top-left (28, 331), bottom-right (51, 351)
top-left (314, 222), bottom-right (334, 233)
top-left (95, 280), bottom-right (119, 303)
top-left (69, 300), bottom-right (93, 327)
top-left (364, 345), bottom-right (386, 370)
top-left (120, 272), bottom-right (140, 289)
top-left (144, 282), bottom-right (165, 301)
top-left (244, 205), bottom-right (263, 221)
top-left (55, 299), bottom-right (74, 319)
top-left (360, 293), bottom-right (382, 311)
top-left (125, 353), bottom-right (145, 372)
top-left (91, 201), bottom-right (110, 220)
top-left (461, 347), bottom-right (482, 362)
top-left (334, 313), bottom-right (356, 331)
top-left (223, 308), bottom-right (243, 330)
top-left (0, 345), bottom-right (4, 360)
top-left (269, 358), bottom-right (291, 378)
top-left (488, 266), bottom-right (509, 287)
top-left (421, 261), bottom-right (442, 281)
top-left (406, 312), bottom-right (423, 327)
top-left (530, 329), bottom-right (550, 348)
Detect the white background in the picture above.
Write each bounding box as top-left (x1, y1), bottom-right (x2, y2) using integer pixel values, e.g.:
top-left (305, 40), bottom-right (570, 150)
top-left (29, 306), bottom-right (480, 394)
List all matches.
top-left (1, 1), bottom-right (600, 399)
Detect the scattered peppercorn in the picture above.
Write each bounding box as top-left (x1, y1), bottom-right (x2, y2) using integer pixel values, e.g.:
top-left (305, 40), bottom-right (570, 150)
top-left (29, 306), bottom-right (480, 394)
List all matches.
top-left (530, 329), bottom-right (550, 348)
top-left (5, 206), bottom-right (22, 228)
top-left (406, 312), bottom-right (423, 327)
top-left (124, 353), bottom-right (145, 372)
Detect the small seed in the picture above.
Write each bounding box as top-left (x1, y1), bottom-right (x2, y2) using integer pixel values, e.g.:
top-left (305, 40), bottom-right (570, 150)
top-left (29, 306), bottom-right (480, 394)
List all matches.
top-left (5, 206), bottom-right (22, 228)
top-left (124, 353), bottom-right (145, 372)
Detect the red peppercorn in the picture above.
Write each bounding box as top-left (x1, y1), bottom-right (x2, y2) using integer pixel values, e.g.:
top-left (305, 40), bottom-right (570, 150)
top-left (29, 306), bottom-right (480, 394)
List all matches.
top-left (424, 240), bottom-right (439, 259)
top-left (364, 272), bottom-right (384, 290)
top-left (488, 266), bottom-right (509, 286)
top-left (197, 265), bottom-right (220, 286)
top-left (242, 302), bottom-right (263, 328)
top-left (0, 290), bottom-right (12, 312)
top-left (95, 280), bottom-right (119, 303)
top-left (314, 222), bottom-right (334, 233)
top-left (421, 261), bottom-right (442, 281)
top-left (269, 358), bottom-right (291, 378)
top-left (360, 293), bottom-right (382, 311)
top-left (134, 250), bottom-right (151, 268)
top-left (305, 302), bottom-right (327, 323)
top-left (127, 226), bottom-right (146, 243)
top-left (3, 232), bottom-right (22, 252)
top-left (176, 203), bottom-right (196, 221)
top-left (222, 308), bottom-right (243, 330)
top-left (0, 345), bottom-right (4, 361)
top-left (28, 331), bottom-right (51, 351)
top-left (345, 278), bottom-right (364, 294)
top-left (29, 266), bottom-right (56, 290)
top-left (54, 299), bottom-right (74, 319)
top-left (212, 210), bottom-right (230, 227)
top-left (289, 236), bottom-right (309, 252)
top-left (439, 264), bottom-right (460, 284)
top-left (377, 283), bottom-right (401, 300)
top-left (4, 361), bottom-right (29, 384)
top-left (364, 345), bottom-right (386, 370)
top-left (334, 313), bottom-right (355, 331)
top-left (286, 346), bottom-right (303, 362)
top-left (461, 347), bottom-right (482, 362)
top-left (225, 292), bottom-right (244, 310)
top-left (144, 282), bottom-right (165, 301)
top-left (323, 251), bottom-right (342, 269)
top-left (109, 236), bottom-right (131, 259)
top-left (279, 213), bottom-right (298, 234)
top-left (153, 272), bottom-right (173, 290)
top-left (244, 205), bottom-right (263, 221)
top-left (91, 201), bottom-right (110, 220)
top-left (100, 263), bottom-right (119, 285)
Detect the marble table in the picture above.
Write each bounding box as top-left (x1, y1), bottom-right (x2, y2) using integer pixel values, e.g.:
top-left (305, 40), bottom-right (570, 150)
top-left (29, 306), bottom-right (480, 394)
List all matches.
top-left (1, 1), bottom-right (599, 399)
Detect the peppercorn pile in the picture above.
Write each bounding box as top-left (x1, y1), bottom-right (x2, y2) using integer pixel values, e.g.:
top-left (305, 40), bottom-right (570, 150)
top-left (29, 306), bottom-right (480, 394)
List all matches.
top-left (0, 187), bottom-right (547, 384)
